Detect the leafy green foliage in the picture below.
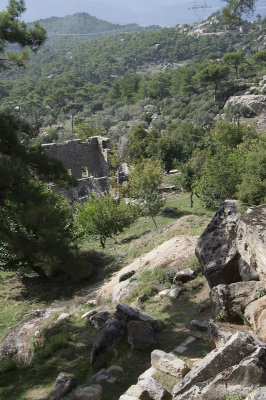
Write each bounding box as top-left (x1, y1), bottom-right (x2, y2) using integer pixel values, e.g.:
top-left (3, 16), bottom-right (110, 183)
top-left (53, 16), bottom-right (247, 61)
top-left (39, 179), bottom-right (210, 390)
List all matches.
top-left (196, 64), bottom-right (229, 101)
top-left (129, 159), bottom-right (164, 227)
top-left (222, 51), bottom-right (245, 78)
top-left (222, 0), bottom-right (255, 24)
top-left (75, 195), bottom-right (139, 248)
top-left (0, 3), bottom-right (87, 281)
top-left (194, 146), bottom-right (244, 209)
top-left (237, 147), bottom-right (266, 206)
top-left (76, 121), bottom-right (103, 140)
top-left (0, 0), bottom-right (46, 68)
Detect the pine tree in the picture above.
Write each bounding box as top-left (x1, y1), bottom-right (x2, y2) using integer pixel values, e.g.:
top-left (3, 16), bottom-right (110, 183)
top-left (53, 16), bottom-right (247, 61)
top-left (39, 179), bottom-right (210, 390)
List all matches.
top-left (0, 2), bottom-right (80, 280)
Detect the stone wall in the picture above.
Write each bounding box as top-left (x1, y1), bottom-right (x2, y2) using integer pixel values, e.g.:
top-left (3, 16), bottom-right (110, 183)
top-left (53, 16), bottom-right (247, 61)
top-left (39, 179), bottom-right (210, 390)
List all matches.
top-left (42, 136), bottom-right (110, 201)
top-left (43, 136), bottom-right (110, 179)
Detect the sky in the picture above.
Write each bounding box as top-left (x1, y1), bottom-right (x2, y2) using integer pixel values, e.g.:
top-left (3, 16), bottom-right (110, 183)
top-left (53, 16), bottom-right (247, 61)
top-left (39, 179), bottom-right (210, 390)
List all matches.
top-left (0, 0), bottom-right (266, 27)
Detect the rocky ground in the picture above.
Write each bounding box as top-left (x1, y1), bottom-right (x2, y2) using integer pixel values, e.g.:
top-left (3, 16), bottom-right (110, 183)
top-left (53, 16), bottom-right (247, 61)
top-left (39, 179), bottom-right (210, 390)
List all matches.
top-left (0, 201), bottom-right (265, 400)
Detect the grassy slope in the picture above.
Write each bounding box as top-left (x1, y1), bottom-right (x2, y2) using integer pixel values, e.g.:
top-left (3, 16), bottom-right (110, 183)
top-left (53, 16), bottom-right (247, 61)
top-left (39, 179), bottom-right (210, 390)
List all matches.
top-left (0, 192), bottom-right (214, 399)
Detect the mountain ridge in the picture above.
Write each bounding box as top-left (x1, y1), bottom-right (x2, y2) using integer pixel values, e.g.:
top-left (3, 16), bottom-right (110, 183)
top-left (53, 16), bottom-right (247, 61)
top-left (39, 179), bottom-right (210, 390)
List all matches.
top-left (29, 12), bottom-right (161, 35)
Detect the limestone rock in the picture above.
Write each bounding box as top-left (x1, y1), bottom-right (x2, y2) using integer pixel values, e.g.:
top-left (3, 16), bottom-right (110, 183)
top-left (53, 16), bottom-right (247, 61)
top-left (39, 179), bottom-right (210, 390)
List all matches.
top-left (173, 269), bottom-right (195, 283)
top-left (237, 205), bottom-right (266, 279)
top-left (207, 320), bottom-right (232, 349)
top-left (189, 320), bottom-right (208, 340)
top-left (244, 296), bottom-right (266, 342)
top-left (210, 281), bottom-right (265, 321)
top-left (173, 336), bottom-right (197, 355)
top-left (246, 387), bottom-right (266, 400)
top-left (65, 384), bottom-right (102, 400)
top-left (172, 331), bottom-right (260, 397)
top-left (86, 369), bottom-right (109, 385)
top-left (151, 350), bottom-right (189, 378)
top-left (112, 279), bottom-right (138, 303)
top-left (127, 321), bottom-right (158, 350)
top-left (126, 384), bottom-right (151, 399)
top-left (138, 367), bottom-right (157, 381)
top-left (57, 313), bottom-right (71, 322)
top-left (175, 347), bottom-right (266, 400)
top-left (106, 365), bottom-right (124, 377)
top-left (89, 311), bottom-right (112, 329)
top-left (158, 289), bottom-right (171, 298)
top-left (195, 200), bottom-right (242, 288)
top-left (90, 319), bottom-right (125, 368)
top-left (119, 395), bottom-right (139, 400)
top-left (224, 94), bottom-right (266, 116)
top-left (81, 310), bottom-right (97, 319)
top-left (116, 305), bottom-right (162, 330)
top-left (169, 286), bottom-right (182, 299)
top-left (87, 300), bottom-right (98, 306)
top-left (138, 377), bottom-right (172, 400)
top-left (0, 307), bottom-right (63, 365)
top-left (50, 372), bottom-right (76, 400)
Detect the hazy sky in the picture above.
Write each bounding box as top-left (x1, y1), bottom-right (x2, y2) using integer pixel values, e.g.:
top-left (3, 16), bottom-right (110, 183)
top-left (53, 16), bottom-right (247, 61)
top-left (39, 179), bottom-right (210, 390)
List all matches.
top-left (0, 0), bottom-right (265, 26)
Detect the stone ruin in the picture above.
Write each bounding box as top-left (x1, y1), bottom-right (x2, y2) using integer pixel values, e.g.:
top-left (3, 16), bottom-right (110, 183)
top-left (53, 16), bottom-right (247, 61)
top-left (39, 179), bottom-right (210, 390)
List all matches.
top-left (42, 136), bottom-right (110, 202)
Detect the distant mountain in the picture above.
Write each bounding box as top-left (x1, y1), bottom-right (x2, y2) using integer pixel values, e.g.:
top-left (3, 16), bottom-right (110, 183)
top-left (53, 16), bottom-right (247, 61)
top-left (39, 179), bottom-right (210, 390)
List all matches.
top-left (30, 12), bottom-right (160, 35)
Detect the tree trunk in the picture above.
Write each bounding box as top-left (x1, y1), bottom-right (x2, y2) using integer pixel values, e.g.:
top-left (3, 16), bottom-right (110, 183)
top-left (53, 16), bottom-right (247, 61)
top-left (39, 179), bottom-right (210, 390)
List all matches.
top-left (151, 215), bottom-right (157, 228)
top-left (100, 237), bottom-right (105, 249)
top-left (214, 82), bottom-right (218, 102)
top-left (190, 192), bottom-right (194, 208)
top-left (31, 264), bottom-right (48, 282)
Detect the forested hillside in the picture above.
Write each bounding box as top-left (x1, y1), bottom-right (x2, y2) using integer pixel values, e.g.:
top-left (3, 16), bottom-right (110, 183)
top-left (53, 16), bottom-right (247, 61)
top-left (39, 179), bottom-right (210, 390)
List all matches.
top-left (1, 12), bottom-right (266, 133)
top-left (28, 12), bottom-right (160, 35)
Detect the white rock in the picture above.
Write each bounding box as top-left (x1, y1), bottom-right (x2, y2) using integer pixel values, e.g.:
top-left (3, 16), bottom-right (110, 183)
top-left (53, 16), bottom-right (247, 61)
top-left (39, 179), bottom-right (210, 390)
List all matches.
top-left (169, 286), bottom-right (182, 299)
top-left (138, 377), bottom-right (172, 400)
top-left (246, 387), bottom-right (266, 400)
top-left (86, 300), bottom-right (98, 306)
top-left (151, 349), bottom-right (190, 378)
top-left (81, 310), bottom-right (97, 319)
top-left (138, 366), bottom-right (157, 381)
top-left (158, 289), bottom-right (171, 298)
top-left (57, 313), bottom-right (71, 322)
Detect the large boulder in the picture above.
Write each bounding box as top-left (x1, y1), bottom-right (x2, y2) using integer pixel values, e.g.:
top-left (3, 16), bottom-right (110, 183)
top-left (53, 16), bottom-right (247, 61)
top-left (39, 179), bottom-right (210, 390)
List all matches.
top-left (89, 311), bottom-right (112, 329)
top-left (138, 377), bottom-right (172, 400)
top-left (174, 347), bottom-right (266, 400)
top-left (207, 320), bottom-right (232, 349)
top-left (195, 200), bottom-right (242, 288)
top-left (151, 350), bottom-right (189, 378)
top-left (172, 331), bottom-right (260, 397)
top-left (237, 205), bottom-right (266, 279)
top-left (246, 387), bottom-right (266, 400)
top-left (0, 307), bottom-right (63, 365)
top-left (112, 279), bottom-right (138, 303)
top-left (244, 296), bottom-right (266, 342)
top-left (127, 321), bottom-right (158, 350)
top-left (196, 201), bottom-right (265, 289)
top-left (224, 94), bottom-right (266, 116)
top-left (90, 319), bottom-right (125, 369)
top-left (116, 305), bottom-right (162, 330)
top-left (210, 281), bottom-right (265, 321)
top-left (50, 372), bottom-right (76, 400)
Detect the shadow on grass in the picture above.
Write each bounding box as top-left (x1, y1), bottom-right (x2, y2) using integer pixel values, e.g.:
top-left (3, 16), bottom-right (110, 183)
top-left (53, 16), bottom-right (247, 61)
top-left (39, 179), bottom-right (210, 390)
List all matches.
top-left (5, 250), bottom-right (121, 305)
top-left (0, 318), bottom-right (96, 400)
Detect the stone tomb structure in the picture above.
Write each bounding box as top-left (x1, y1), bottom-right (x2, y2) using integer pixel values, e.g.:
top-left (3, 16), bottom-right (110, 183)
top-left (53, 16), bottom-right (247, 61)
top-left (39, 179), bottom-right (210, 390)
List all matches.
top-left (43, 136), bottom-right (110, 201)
